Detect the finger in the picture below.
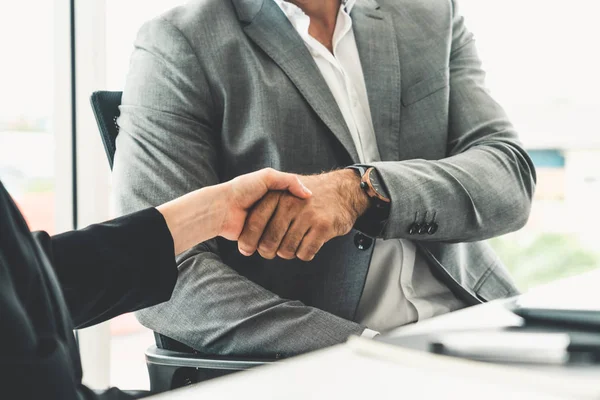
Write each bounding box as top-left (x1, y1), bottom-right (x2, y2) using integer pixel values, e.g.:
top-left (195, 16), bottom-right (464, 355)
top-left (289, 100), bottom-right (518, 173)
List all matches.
top-left (238, 192), bottom-right (281, 256)
top-left (257, 199), bottom-right (297, 260)
top-left (277, 218), bottom-right (311, 260)
top-left (295, 229), bottom-right (327, 262)
top-left (231, 169), bottom-right (311, 211)
top-left (261, 168), bottom-right (312, 199)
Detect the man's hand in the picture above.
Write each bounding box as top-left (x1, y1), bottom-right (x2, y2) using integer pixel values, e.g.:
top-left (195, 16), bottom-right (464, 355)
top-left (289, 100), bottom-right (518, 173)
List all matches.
top-left (238, 170), bottom-right (371, 261)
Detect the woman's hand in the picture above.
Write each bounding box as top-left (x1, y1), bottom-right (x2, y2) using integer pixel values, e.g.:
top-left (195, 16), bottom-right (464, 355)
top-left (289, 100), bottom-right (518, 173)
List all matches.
top-left (220, 168), bottom-right (312, 240)
top-left (157, 168), bottom-right (311, 255)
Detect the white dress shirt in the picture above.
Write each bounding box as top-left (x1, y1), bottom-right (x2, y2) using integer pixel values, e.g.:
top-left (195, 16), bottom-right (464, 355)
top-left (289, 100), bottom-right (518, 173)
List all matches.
top-left (273, 0), bottom-right (465, 333)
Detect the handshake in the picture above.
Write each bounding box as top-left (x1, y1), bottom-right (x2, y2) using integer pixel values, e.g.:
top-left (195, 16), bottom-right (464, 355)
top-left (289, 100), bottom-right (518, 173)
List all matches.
top-left (217, 168), bottom-right (372, 261)
top-left (159, 168), bottom-right (372, 259)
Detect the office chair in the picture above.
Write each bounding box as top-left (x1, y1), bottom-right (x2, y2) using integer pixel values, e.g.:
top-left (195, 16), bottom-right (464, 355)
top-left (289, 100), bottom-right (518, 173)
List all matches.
top-left (90, 91), bottom-right (273, 393)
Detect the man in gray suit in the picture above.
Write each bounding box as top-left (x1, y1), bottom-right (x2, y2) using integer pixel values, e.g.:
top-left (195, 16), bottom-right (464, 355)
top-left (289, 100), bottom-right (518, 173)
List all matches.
top-left (113, 0), bottom-right (536, 357)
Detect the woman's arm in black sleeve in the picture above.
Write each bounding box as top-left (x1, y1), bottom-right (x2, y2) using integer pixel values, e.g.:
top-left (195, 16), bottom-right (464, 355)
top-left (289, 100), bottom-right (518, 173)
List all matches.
top-left (34, 208), bottom-right (177, 329)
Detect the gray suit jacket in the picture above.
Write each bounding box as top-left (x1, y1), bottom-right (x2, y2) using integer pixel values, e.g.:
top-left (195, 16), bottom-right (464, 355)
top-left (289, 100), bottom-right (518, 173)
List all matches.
top-left (113, 0), bottom-right (536, 357)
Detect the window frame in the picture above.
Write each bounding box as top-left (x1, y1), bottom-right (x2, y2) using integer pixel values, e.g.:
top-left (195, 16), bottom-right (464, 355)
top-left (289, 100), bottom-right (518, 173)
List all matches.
top-left (65, 0), bottom-right (113, 389)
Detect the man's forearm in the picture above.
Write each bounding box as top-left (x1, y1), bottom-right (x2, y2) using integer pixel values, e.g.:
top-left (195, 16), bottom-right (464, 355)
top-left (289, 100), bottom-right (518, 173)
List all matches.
top-left (335, 169), bottom-right (371, 219)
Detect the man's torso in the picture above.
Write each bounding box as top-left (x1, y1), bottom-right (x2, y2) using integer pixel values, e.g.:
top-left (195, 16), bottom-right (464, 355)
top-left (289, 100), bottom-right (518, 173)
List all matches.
top-left (119, 0), bottom-right (519, 324)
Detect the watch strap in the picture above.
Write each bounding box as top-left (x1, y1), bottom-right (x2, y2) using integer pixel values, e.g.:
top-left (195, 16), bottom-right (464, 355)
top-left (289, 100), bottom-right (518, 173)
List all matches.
top-left (346, 165), bottom-right (368, 178)
top-left (346, 166), bottom-right (390, 237)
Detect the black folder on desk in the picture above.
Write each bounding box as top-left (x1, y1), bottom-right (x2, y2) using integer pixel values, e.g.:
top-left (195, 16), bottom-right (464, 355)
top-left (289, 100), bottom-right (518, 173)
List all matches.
top-left (512, 288), bottom-right (600, 330)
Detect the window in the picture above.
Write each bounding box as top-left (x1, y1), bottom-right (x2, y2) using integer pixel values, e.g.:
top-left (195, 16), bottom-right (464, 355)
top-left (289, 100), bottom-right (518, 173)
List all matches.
top-left (0, 1), bottom-right (62, 233)
top-left (460, 0), bottom-right (600, 291)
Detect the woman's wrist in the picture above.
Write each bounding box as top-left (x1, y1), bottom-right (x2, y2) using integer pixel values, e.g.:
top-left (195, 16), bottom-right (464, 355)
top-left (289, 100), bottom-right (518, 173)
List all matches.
top-left (156, 184), bottom-right (231, 256)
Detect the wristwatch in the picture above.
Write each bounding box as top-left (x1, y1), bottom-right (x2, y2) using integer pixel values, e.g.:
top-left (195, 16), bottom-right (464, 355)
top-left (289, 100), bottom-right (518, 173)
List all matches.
top-left (347, 166), bottom-right (391, 237)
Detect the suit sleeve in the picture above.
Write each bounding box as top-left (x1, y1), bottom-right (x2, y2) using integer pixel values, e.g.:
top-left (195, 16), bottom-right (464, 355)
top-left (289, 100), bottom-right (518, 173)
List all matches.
top-left (370, 0), bottom-right (536, 243)
top-left (112, 16), bottom-right (364, 358)
top-left (35, 208), bottom-right (178, 329)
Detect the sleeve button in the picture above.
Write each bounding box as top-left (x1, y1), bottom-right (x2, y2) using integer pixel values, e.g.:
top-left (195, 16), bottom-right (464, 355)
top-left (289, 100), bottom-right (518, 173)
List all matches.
top-left (427, 223), bottom-right (438, 235)
top-left (408, 223), bottom-right (419, 235)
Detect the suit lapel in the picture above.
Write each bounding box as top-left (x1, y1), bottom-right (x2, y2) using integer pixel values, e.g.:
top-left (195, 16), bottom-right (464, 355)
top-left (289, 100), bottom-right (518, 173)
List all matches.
top-left (352, 0), bottom-right (402, 161)
top-left (233, 0), bottom-right (360, 163)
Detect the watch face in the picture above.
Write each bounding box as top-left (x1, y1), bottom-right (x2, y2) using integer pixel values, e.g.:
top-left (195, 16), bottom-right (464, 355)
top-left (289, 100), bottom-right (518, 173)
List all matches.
top-left (368, 168), bottom-right (387, 198)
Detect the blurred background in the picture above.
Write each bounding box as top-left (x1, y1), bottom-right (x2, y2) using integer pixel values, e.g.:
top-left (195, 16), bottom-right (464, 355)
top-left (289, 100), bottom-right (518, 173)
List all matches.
top-left (1, 0), bottom-right (599, 392)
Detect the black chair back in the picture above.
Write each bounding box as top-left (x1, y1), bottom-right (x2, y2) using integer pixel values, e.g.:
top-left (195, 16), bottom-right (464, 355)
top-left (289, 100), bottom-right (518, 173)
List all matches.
top-left (90, 91), bottom-right (123, 170)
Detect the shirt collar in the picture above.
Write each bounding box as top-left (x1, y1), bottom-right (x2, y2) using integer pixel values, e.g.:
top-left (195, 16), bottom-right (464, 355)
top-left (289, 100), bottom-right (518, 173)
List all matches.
top-left (273, 0), bottom-right (356, 19)
top-left (345, 0), bottom-right (357, 13)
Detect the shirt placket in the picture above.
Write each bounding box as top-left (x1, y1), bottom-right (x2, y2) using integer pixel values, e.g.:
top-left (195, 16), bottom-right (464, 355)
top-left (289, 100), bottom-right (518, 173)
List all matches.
top-left (336, 15), bottom-right (372, 164)
top-left (305, 36), bottom-right (368, 162)
top-left (318, 11), bottom-right (369, 164)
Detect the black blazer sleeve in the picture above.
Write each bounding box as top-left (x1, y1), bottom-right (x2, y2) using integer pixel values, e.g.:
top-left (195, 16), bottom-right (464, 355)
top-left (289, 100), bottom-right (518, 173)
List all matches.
top-left (34, 208), bottom-right (178, 329)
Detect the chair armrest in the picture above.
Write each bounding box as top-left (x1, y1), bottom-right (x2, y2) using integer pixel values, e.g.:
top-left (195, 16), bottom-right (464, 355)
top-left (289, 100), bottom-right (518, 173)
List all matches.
top-left (122, 390), bottom-right (152, 399)
top-left (145, 346), bottom-right (274, 371)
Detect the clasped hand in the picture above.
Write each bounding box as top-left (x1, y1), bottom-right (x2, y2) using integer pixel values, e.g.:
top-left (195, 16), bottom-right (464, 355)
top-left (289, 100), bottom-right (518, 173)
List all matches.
top-left (159, 168), bottom-right (369, 257)
top-left (237, 169), bottom-right (370, 261)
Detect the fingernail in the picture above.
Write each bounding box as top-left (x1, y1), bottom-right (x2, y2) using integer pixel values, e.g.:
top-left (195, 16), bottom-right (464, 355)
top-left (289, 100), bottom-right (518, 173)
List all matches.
top-left (239, 248), bottom-right (252, 256)
top-left (300, 181), bottom-right (312, 195)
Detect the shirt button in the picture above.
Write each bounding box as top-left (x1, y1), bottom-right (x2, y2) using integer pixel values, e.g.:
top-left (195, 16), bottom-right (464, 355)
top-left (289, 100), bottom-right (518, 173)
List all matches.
top-left (354, 233), bottom-right (373, 251)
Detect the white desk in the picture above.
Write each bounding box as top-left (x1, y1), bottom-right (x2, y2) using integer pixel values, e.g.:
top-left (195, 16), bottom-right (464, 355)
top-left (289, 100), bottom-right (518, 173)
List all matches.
top-left (149, 270), bottom-right (600, 400)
